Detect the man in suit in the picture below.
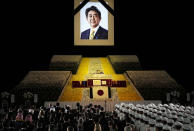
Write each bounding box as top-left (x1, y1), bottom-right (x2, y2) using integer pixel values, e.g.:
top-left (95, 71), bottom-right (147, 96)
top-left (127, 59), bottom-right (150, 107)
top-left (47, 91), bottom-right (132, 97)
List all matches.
top-left (81, 6), bottom-right (108, 39)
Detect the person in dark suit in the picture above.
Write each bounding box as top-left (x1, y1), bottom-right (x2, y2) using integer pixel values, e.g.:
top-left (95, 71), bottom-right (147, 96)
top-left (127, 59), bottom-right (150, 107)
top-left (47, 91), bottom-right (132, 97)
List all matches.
top-left (81, 6), bottom-right (108, 39)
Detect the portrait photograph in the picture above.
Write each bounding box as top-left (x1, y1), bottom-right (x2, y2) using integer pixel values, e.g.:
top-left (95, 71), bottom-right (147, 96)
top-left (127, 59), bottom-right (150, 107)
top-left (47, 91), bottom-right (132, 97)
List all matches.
top-left (80, 2), bottom-right (108, 40)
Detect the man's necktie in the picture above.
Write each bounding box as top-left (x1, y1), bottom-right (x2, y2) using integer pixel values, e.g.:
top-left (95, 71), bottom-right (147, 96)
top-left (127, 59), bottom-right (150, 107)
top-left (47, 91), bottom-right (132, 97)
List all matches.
top-left (89, 30), bottom-right (95, 40)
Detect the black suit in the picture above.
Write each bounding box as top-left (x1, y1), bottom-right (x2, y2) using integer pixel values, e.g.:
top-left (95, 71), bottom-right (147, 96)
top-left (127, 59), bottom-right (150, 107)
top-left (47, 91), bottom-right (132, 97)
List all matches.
top-left (81, 26), bottom-right (108, 39)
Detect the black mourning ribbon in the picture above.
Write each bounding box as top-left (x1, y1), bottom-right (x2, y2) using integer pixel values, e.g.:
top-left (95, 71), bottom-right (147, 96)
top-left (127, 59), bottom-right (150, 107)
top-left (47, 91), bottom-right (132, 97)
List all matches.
top-left (74, 0), bottom-right (114, 16)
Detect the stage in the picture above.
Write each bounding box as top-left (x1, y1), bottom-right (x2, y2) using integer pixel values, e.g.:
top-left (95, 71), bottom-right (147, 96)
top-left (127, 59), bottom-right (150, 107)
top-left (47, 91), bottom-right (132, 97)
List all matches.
top-left (58, 57), bottom-right (143, 102)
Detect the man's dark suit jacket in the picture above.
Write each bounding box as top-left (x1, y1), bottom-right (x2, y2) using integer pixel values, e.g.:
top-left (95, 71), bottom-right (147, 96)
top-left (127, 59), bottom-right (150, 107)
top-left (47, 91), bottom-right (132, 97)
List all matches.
top-left (81, 26), bottom-right (108, 39)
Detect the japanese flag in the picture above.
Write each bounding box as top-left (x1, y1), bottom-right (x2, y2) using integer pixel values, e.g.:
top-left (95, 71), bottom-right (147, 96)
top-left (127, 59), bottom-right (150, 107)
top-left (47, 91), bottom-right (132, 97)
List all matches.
top-left (93, 86), bottom-right (108, 99)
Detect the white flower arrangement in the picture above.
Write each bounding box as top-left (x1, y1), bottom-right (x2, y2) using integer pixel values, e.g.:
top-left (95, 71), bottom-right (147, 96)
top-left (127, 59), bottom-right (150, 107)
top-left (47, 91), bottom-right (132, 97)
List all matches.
top-left (23, 92), bottom-right (33, 99)
top-left (1, 91), bottom-right (10, 99)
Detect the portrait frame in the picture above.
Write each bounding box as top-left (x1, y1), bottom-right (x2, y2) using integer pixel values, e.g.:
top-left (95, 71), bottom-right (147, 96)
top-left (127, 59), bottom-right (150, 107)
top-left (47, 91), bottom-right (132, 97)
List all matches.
top-left (74, 0), bottom-right (114, 46)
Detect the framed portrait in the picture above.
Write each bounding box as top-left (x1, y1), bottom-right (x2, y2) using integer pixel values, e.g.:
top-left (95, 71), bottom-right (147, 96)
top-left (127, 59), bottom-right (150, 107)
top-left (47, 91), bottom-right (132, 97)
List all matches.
top-left (74, 0), bottom-right (114, 46)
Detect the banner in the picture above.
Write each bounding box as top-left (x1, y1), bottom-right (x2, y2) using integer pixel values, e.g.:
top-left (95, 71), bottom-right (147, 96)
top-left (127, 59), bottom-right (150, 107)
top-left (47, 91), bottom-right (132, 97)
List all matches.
top-left (11, 94), bottom-right (15, 103)
top-left (93, 86), bottom-right (108, 99)
top-left (187, 93), bottom-right (190, 101)
top-left (166, 93), bottom-right (170, 102)
top-left (72, 79), bottom-right (126, 87)
top-left (34, 94), bottom-right (38, 103)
